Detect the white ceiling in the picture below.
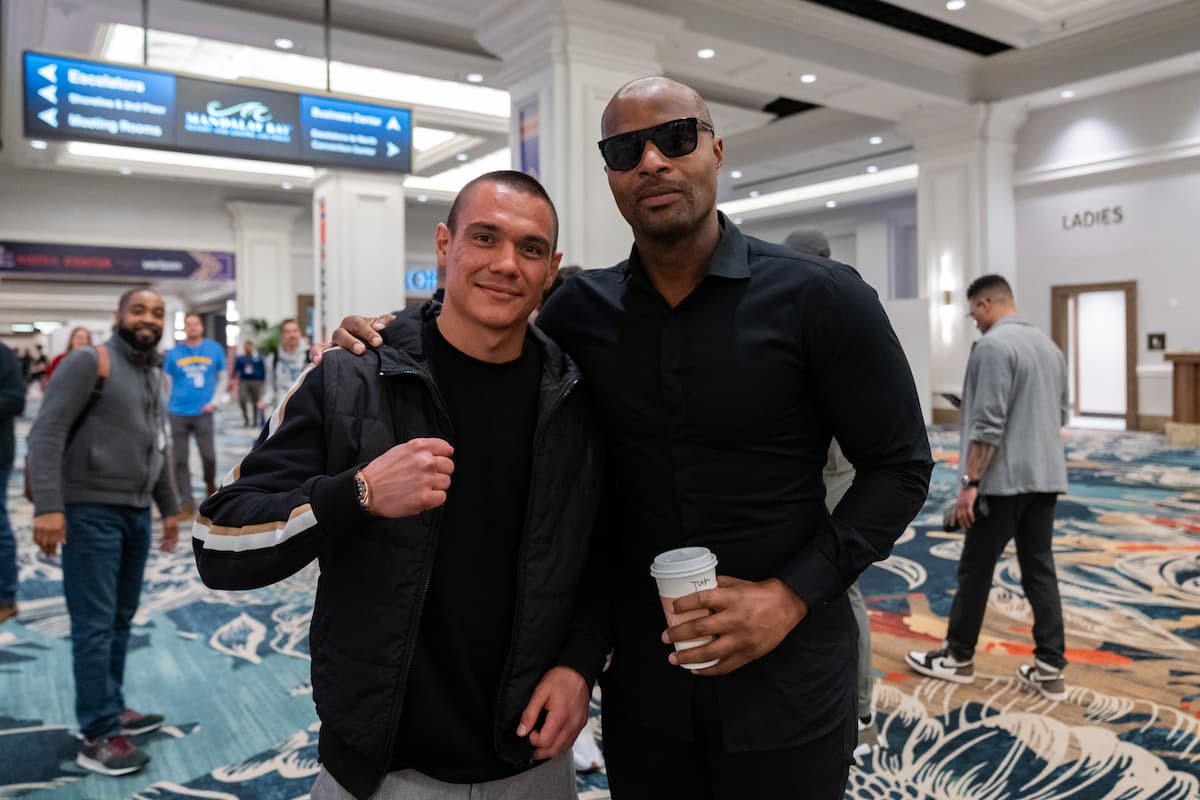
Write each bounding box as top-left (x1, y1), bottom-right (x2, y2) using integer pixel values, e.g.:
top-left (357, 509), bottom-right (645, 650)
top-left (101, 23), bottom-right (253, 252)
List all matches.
top-left (3, 0), bottom-right (1200, 211)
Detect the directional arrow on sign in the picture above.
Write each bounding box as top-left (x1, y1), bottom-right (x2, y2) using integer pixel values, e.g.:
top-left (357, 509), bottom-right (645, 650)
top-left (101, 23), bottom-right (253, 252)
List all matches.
top-left (38, 107), bottom-right (59, 128)
top-left (37, 63), bottom-right (57, 83)
top-left (38, 84), bottom-right (58, 104)
top-left (387, 142), bottom-right (400, 158)
top-left (386, 116), bottom-right (401, 131)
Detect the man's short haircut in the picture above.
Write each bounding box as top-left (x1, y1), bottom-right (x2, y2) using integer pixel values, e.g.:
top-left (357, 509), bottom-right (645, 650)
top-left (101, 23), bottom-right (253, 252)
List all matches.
top-left (117, 287), bottom-right (155, 311)
top-left (280, 318), bottom-right (300, 332)
top-left (784, 228), bottom-right (830, 258)
top-left (445, 170), bottom-right (559, 251)
top-left (184, 311), bottom-right (203, 324)
top-left (966, 274), bottom-right (1013, 301)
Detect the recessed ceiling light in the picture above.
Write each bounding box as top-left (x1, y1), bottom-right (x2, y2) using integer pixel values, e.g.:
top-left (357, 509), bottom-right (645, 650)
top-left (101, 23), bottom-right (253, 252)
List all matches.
top-left (869, 136), bottom-right (883, 145)
top-left (455, 153), bottom-right (469, 162)
top-left (417, 194), bottom-right (429, 203)
top-left (825, 200), bottom-right (838, 208)
top-left (30, 140), bottom-right (48, 150)
top-left (749, 190), bottom-right (761, 198)
top-left (730, 169), bottom-right (743, 179)
top-left (946, 0), bottom-right (966, 10)
top-left (1060, 89), bottom-right (1076, 99)
top-left (866, 165), bottom-right (878, 174)
top-left (465, 73), bottom-right (484, 84)
top-left (274, 38), bottom-right (295, 50)
top-left (800, 73), bottom-right (817, 84)
top-left (280, 181), bottom-right (293, 190)
top-left (697, 48), bottom-right (716, 60)
top-left (119, 167), bottom-right (133, 175)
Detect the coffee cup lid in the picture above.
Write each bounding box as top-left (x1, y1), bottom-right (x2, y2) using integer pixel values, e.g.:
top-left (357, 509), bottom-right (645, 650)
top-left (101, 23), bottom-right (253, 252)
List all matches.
top-left (650, 546), bottom-right (718, 579)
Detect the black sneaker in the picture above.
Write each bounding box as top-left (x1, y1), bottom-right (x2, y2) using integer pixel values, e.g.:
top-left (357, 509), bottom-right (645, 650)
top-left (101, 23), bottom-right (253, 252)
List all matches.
top-left (76, 734), bottom-right (150, 776)
top-left (905, 647), bottom-right (975, 684)
top-left (119, 708), bottom-right (165, 736)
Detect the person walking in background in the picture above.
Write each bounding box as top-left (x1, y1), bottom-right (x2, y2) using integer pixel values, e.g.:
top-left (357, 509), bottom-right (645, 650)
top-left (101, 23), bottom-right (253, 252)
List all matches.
top-left (232, 340), bottom-right (266, 428)
top-left (27, 289), bottom-right (180, 776)
top-left (784, 226), bottom-right (881, 762)
top-left (907, 274), bottom-right (1071, 701)
top-left (46, 327), bottom-right (93, 382)
top-left (29, 345), bottom-right (48, 387)
top-left (0, 341), bottom-right (26, 624)
top-left (259, 318), bottom-right (308, 415)
top-left (164, 312), bottom-right (226, 515)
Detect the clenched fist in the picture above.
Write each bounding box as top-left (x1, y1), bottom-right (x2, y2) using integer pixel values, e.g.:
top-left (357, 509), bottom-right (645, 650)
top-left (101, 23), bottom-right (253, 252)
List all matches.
top-left (360, 437), bottom-right (455, 518)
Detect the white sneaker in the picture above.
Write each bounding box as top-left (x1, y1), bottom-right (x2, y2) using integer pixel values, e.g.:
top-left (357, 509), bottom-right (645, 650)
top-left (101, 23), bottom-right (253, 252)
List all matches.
top-left (572, 727), bottom-right (604, 773)
top-left (853, 716), bottom-right (878, 765)
top-left (905, 647), bottom-right (975, 684)
top-left (1017, 660), bottom-right (1067, 702)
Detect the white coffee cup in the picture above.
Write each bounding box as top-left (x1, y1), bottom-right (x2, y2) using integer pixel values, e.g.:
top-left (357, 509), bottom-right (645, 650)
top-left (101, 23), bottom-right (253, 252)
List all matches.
top-left (650, 547), bottom-right (719, 670)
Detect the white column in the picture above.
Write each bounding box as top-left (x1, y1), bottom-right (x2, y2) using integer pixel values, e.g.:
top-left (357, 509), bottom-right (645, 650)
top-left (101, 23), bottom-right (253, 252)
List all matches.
top-left (311, 171), bottom-right (406, 341)
top-left (477, 0), bottom-right (682, 269)
top-left (902, 103), bottom-right (1026, 404)
top-left (225, 202), bottom-right (304, 326)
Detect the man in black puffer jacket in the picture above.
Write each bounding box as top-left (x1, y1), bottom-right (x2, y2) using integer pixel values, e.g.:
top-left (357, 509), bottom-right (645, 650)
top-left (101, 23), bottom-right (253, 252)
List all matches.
top-left (194, 171), bottom-right (606, 800)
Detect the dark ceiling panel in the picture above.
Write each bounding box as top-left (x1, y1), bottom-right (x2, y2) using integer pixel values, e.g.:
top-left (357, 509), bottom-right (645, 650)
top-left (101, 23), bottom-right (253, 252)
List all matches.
top-left (763, 97), bottom-right (821, 117)
top-left (801, 0), bottom-right (1014, 55)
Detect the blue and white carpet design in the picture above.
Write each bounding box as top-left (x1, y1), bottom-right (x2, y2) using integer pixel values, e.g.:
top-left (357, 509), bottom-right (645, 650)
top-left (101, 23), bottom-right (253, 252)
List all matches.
top-left (1, 409), bottom-right (1197, 798)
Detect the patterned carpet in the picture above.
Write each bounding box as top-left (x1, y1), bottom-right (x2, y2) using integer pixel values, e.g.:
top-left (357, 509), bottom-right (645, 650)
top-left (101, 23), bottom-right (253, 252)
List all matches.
top-left (1, 404), bottom-right (1198, 798)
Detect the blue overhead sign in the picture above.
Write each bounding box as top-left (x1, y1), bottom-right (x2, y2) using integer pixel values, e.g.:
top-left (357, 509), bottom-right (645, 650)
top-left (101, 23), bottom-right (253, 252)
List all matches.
top-left (300, 95), bottom-right (412, 173)
top-left (23, 52), bottom-right (176, 145)
top-left (23, 51), bottom-right (411, 174)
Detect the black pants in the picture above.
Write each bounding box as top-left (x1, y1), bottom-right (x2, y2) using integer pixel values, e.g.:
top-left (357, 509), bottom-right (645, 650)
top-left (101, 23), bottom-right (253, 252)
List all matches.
top-left (946, 493), bottom-right (1066, 669)
top-left (602, 679), bottom-right (853, 799)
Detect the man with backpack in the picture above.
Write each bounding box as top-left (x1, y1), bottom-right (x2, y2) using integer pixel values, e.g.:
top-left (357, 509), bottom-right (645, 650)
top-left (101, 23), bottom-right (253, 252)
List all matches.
top-left (27, 288), bottom-right (181, 777)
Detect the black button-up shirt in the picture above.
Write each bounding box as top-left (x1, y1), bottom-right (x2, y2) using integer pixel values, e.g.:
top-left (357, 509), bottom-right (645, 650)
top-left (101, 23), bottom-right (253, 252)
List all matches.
top-left (537, 214), bottom-right (932, 750)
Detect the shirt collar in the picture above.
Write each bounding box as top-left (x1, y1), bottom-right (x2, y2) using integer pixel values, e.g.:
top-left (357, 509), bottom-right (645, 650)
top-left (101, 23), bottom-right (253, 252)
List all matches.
top-left (624, 211), bottom-right (751, 284)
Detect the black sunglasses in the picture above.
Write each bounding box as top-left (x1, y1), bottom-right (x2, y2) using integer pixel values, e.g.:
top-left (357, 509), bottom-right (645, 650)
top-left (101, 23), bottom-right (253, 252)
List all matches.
top-left (597, 117), bottom-right (716, 171)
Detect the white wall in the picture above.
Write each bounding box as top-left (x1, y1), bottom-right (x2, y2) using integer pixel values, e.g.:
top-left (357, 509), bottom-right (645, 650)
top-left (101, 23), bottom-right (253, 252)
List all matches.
top-left (1014, 163), bottom-right (1200, 369)
top-left (1013, 71), bottom-right (1200, 423)
top-left (1016, 73), bottom-right (1200, 178)
top-left (740, 194), bottom-right (917, 297)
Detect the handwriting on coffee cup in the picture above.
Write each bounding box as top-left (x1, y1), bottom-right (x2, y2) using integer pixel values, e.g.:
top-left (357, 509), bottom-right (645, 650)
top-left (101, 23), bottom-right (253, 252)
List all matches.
top-left (689, 575), bottom-right (714, 592)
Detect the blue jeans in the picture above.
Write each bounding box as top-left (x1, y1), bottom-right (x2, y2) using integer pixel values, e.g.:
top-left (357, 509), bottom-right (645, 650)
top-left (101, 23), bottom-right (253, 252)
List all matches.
top-left (62, 503), bottom-right (151, 739)
top-left (0, 467), bottom-right (14, 605)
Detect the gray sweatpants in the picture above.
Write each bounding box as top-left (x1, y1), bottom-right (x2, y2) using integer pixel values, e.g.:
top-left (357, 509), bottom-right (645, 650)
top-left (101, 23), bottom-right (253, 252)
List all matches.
top-left (169, 412), bottom-right (215, 506)
top-left (311, 753), bottom-right (575, 800)
top-left (847, 581), bottom-right (874, 717)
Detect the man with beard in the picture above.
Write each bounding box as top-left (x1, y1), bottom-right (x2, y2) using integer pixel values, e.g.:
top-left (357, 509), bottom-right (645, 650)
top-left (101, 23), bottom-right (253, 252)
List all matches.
top-left (331, 77), bottom-right (931, 797)
top-left (28, 288), bottom-right (180, 777)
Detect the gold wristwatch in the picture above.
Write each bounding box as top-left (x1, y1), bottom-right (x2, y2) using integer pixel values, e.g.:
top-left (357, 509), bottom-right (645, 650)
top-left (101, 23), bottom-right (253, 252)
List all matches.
top-left (354, 470), bottom-right (372, 512)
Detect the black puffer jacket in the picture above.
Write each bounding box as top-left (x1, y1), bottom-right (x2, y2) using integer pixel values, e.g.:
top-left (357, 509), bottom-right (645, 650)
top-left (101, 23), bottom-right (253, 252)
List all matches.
top-left (194, 303), bottom-right (606, 800)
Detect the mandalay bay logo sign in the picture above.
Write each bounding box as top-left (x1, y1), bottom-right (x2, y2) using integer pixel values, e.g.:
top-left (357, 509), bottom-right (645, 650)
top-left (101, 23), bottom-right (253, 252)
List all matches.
top-left (183, 98), bottom-right (294, 143)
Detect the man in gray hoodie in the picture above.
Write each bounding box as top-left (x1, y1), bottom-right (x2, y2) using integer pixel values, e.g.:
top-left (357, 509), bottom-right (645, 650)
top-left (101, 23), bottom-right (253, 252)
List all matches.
top-left (28, 288), bottom-right (180, 777)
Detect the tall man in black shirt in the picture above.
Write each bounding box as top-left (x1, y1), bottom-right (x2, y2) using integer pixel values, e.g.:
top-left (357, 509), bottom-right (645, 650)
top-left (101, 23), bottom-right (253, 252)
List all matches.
top-left (194, 172), bottom-right (604, 800)
top-left (332, 78), bottom-right (932, 798)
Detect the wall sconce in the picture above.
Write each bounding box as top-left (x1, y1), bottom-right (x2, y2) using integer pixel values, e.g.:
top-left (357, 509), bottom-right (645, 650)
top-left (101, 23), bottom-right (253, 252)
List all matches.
top-left (942, 290), bottom-right (953, 306)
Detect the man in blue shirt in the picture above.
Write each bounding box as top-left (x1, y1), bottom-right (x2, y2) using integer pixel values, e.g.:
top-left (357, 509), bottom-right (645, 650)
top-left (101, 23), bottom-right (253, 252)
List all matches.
top-left (164, 312), bottom-right (226, 515)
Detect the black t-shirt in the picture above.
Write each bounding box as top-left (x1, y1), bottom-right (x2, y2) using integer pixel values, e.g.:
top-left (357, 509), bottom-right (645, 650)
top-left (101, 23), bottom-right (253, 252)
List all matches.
top-left (391, 318), bottom-right (542, 783)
